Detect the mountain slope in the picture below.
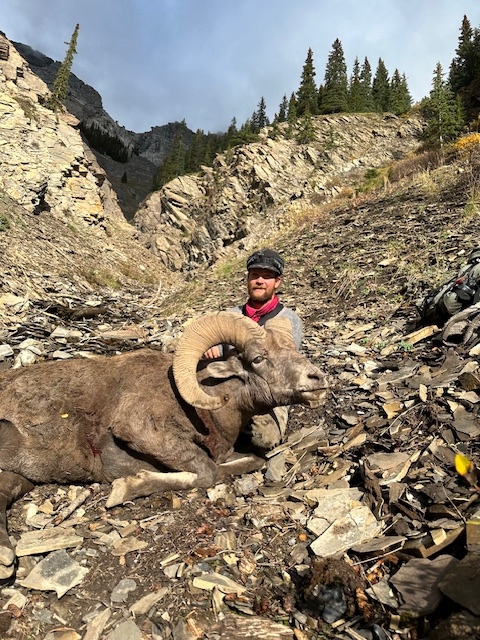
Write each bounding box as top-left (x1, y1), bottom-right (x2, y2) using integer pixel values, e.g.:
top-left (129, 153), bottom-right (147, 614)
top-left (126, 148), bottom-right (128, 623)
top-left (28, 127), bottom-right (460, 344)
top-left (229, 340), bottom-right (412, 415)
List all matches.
top-left (134, 113), bottom-right (424, 272)
top-left (13, 40), bottom-right (193, 219)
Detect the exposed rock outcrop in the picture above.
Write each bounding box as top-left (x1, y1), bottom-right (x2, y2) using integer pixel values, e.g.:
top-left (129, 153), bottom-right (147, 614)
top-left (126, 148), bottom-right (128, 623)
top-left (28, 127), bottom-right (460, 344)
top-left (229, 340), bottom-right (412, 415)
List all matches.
top-left (0, 35), bottom-right (177, 298)
top-left (14, 41), bottom-right (194, 219)
top-left (134, 113), bottom-right (425, 272)
top-left (0, 39), bottom-right (120, 225)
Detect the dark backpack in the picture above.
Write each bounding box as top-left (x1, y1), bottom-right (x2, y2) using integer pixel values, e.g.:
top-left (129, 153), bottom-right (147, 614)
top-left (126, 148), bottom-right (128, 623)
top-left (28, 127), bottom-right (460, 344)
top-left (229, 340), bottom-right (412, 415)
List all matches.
top-left (418, 250), bottom-right (480, 326)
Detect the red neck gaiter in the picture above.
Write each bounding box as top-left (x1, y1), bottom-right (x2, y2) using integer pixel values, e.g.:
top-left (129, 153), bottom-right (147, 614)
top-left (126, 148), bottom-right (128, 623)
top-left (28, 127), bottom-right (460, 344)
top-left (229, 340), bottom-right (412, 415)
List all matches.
top-left (244, 295), bottom-right (280, 323)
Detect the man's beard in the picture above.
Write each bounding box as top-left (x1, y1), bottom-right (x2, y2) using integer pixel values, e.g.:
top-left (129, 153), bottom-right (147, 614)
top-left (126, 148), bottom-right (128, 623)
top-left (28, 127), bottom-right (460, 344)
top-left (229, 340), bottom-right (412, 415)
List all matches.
top-left (249, 287), bottom-right (271, 304)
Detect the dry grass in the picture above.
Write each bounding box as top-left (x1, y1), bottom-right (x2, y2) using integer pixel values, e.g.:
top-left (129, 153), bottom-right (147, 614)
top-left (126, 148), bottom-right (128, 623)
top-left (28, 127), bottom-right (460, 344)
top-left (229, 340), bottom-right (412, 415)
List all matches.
top-left (388, 149), bottom-right (445, 183)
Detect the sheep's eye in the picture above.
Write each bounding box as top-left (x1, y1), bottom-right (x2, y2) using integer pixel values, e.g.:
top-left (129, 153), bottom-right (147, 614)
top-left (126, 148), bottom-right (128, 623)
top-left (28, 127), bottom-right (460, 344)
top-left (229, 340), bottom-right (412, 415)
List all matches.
top-left (252, 355), bottom-right (264, 365)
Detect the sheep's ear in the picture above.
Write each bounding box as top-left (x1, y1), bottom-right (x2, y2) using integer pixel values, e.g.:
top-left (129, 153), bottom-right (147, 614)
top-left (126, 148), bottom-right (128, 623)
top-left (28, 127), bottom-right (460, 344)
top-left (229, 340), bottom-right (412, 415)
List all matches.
top-left (204, 359), bottom-right (247, 381)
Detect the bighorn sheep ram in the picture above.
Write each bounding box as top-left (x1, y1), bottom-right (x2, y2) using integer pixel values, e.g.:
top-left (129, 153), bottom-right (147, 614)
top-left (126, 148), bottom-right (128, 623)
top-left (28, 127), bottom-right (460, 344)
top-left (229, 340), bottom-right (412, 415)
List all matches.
top-left (0, 311), bottom-right (327, 577)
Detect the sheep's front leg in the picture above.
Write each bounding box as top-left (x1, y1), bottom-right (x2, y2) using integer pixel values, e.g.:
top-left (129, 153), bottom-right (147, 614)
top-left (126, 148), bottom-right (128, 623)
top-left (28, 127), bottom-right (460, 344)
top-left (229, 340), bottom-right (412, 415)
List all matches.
top-left (106, 452), bottom-right (265, 508)
top-left (106, 470), bottom-right (200, 507)
top-left (217, 452), bottom-right (265, 477)
top-left (106, 437), bottom-right (221, 507)
top-left (0, 472), bottom-right (34, 578)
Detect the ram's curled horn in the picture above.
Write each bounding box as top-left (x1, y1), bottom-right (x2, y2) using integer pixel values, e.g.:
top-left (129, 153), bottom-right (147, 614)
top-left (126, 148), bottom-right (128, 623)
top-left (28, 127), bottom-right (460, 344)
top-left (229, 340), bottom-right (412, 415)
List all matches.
top-left (264, 316), bottom-right (295, 346)
top-left (173, 312), bottom-right (266, 410)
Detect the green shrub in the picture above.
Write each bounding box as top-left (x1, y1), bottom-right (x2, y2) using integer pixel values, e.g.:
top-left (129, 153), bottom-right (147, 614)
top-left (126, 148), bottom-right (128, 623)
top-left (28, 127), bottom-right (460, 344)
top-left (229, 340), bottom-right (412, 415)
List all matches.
top-left (0, 213), bottom-right (10, 231)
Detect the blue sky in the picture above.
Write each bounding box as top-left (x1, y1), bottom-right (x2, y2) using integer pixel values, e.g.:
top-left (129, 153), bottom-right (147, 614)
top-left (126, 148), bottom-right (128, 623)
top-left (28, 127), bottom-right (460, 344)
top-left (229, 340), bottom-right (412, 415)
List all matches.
top-left (3, 1), bottom-right (480, 134)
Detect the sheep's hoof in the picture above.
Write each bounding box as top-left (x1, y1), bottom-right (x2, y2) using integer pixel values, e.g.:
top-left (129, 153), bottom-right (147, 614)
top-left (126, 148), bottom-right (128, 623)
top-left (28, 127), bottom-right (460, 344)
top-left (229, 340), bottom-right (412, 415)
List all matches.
top-left (0, 539), bottom-right (14, 568)
top-left (105, 478), bottom-right (128, 508)
top-left (0, 549), bottom-right (14, 578)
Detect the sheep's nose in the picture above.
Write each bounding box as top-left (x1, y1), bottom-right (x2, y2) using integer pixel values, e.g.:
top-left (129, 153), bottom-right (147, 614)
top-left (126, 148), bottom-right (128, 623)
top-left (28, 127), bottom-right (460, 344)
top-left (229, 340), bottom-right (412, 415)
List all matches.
top-left (309, 366), bottom-right (329, 388)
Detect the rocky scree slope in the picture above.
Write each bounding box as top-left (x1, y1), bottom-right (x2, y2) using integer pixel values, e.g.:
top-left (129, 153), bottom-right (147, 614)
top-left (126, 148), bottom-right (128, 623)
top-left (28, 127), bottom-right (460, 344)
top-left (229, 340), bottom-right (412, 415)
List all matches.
top-left (134, 113), bottom-right (424, 272)
top-left (1, 157), bottom-right (480, 640)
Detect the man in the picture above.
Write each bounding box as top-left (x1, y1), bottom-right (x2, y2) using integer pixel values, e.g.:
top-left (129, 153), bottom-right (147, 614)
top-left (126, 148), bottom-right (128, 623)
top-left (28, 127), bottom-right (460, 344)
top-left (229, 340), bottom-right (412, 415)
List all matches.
top-left (204, 248), bottom-right (303, 448)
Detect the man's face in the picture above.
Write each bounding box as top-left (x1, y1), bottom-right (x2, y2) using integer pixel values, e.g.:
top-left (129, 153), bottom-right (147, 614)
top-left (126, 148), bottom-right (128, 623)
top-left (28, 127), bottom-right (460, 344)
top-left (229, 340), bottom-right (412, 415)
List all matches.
top-left (247, 268), bottom-right (281, 305)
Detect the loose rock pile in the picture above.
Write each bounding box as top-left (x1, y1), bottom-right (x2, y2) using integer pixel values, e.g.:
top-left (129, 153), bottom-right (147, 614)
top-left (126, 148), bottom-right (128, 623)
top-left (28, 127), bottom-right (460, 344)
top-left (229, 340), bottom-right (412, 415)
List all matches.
top-left (0, 261), bottom-right (480, 639)
top-left (1, 129), bottom-right (480, 639)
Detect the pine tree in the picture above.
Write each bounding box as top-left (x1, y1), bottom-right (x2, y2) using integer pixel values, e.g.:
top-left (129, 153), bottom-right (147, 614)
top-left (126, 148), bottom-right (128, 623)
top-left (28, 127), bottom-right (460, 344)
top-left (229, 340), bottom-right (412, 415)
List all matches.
top-left (256, 96), bottom-right (270, 130)
top-left (422, 62), bottom-right (465, 147)
top-left (250, 97), bottom-right (269, 134)
top-left (348, 57), bottom-right (362, 112)
top-left (184, 128), bottom-right (204, 172)
top-left (202, 136), bottom-right (216, 166)
top-left (296, 107), bottom-right (316, 144)
top-left (389, 69), bottom-right (412, 114)
top-left (321, 38), bottom-right (349, 114)
top-left (449, 15), bottom-right (476, 93)
top-left (372, 58), bottom-right (390, 112)
top-left (449, 15), bottom-right (480, 122)
top-left (276, 95), bottom-right (289, 123)
top-left (359, 57), bottom-right (374, 112)
top-left (45, 23), bottom-right (80, 112)
top-left (401, 73), bottom-right (413, 111)
top-left (296, 47), bottom-right (318, 116)
top-left (285, 93), bottom-right (298, 138)
top-left (224, 118), bottom-right (238, 147)
top-left (317, 84), bottom-right (326, 113)
top-left (237, 119), bottom-right (259, 144)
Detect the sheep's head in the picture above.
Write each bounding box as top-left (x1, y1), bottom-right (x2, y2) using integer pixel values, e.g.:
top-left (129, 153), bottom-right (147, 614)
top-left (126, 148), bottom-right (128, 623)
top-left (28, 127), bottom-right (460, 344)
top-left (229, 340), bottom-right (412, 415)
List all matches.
top-left (172, 312), bottom-right (328, 410)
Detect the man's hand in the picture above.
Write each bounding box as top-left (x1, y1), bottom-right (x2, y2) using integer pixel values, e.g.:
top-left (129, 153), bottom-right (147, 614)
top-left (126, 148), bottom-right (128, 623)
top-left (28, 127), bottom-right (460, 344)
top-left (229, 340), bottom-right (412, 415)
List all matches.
top-left (203, 345), bottom-right (221, 359)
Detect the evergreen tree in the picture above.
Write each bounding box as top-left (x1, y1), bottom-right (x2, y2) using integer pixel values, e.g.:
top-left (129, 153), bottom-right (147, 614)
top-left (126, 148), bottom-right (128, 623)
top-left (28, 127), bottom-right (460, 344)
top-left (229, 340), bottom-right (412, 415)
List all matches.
top-left (296, 107), bottom-right (316, 144)
top-left (45, 23), bottom-right (80, 112)
top-left (224, 118), bottom-right (238, 148)
top-left (372, 58), bottom-right (390, 112)
top-left (276, 95), bottom-right (289, 123)
top-left (287, 92), bottom-right (298, 122)
top-left (317, 83), bottom-right (326, 113)
top-left (320, 38), bottom-right (349, 114)
top-left (285, 93), bottom-right (298, 138)
top-left (237, 119), bottom-right (260, 144)
top-left (359, 57), bottom-right (374, 111)
top-left (401, 73), bottom-right (413, 111)
top-left (202, 136), bottom-right (216, 166)
top-left (250, 110), bottom-right (259, 134)
top-left (296, 47), bottom-right (318, 116)
top-left (389, 69), bottom-right (412, 114)
top-left (449, 15), bottom-right (476, 93)
top-left (422, 62), bottom-right (465, 147)
top-left (256, 96), bottom-right (270, 130)
top-left (184, 128), bottom-right (204, 173)
top-left (449, 15), bottom-right (480, 122)
top-left (348, 56), bottom-right (363, 112)
top-left (250, 97), bottom-right (269, 134)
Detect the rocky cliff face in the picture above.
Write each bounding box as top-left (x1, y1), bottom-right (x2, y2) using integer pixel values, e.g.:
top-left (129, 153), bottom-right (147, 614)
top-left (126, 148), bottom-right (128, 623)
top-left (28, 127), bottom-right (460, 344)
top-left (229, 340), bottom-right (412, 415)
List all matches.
top-left (133, 113), bottom-right (425, 272)
top-left (0, 37), bottom-right (120, 225)
top-left (14, 41), bottom-right (193, 220)
top-left (0, 34), bottom-right (177, 297)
